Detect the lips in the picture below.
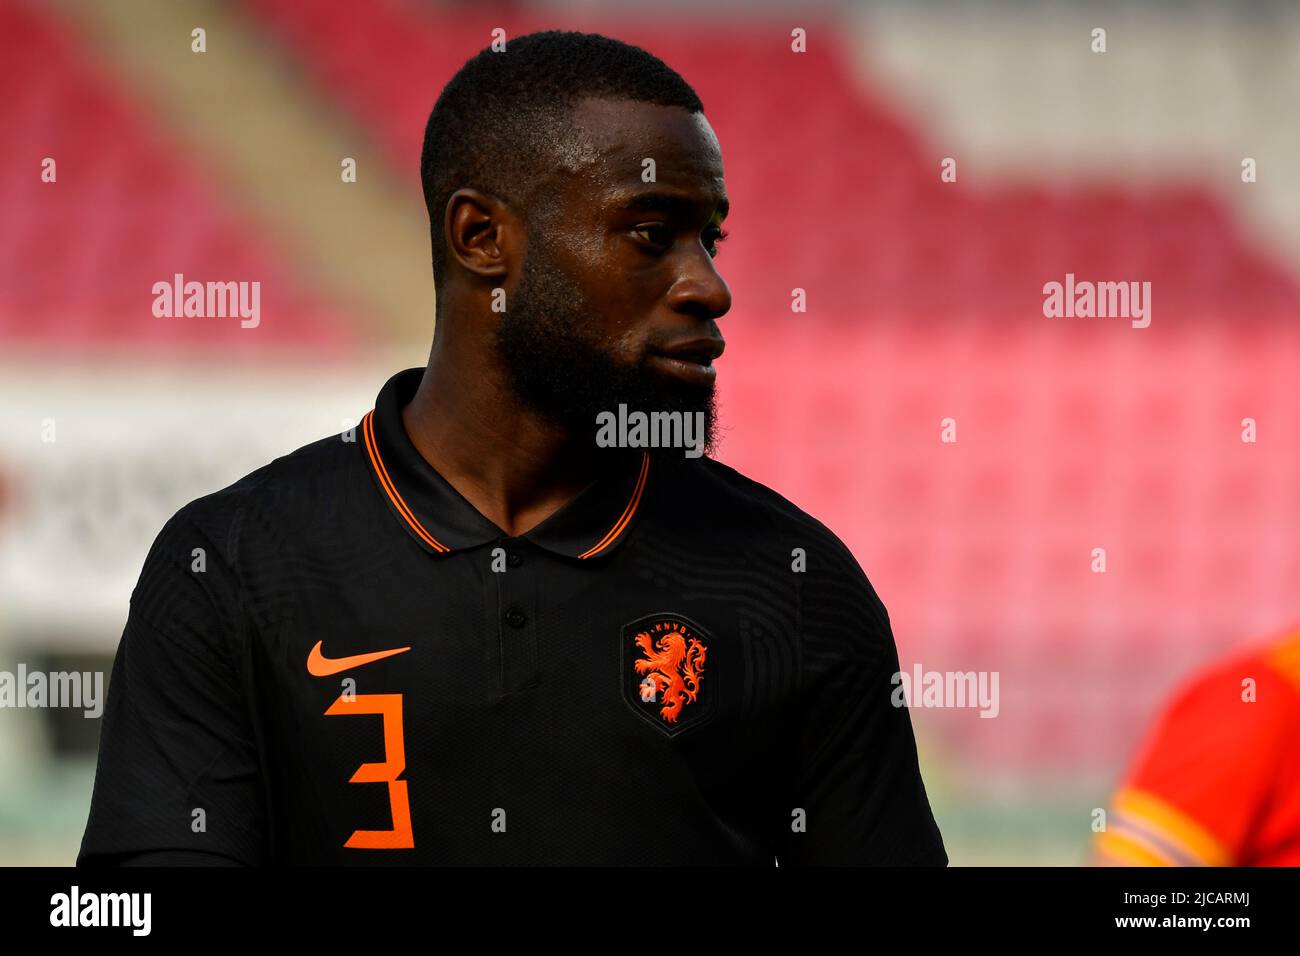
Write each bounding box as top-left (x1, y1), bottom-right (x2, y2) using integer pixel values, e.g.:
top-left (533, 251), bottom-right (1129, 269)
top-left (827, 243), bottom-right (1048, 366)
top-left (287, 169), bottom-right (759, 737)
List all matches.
top-left (645, 338), bottom-right (725, 388)
top-left (648, 337), bottom-right (726, 367)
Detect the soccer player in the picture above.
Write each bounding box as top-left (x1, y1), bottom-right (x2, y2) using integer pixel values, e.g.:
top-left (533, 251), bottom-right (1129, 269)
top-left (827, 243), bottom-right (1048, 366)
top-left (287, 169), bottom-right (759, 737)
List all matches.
top-left (1092, 624), bottom-right (1300, 866)
top-left (78, 31), bottom-right (946, 866)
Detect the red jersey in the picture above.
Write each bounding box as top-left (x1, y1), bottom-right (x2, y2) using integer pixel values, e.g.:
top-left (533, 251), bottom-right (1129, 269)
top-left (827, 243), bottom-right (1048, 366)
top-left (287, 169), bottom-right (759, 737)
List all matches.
top-left (1097, 627), bottom-right (1300, 866)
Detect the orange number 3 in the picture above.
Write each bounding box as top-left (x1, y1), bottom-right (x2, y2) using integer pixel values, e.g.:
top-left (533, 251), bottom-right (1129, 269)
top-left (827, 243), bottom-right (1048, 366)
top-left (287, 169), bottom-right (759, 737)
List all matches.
top-left (324, 693), bottom-right (414, 849)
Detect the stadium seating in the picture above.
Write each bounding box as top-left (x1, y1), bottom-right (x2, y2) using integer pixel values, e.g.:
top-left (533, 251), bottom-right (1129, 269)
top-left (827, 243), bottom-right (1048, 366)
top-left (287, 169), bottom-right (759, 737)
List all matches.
top-left (0, 0), bottom-right (353, 348)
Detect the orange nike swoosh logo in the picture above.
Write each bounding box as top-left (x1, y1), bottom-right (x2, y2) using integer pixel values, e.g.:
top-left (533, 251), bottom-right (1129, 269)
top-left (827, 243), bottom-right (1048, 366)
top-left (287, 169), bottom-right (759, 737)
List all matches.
top-left (307, 641), bottom-right (411, 677)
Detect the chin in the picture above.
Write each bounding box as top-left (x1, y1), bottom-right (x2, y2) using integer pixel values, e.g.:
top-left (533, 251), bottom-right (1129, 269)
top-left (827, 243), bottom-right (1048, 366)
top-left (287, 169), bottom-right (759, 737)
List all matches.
top-left (639, 372), bottom-right (714, 408)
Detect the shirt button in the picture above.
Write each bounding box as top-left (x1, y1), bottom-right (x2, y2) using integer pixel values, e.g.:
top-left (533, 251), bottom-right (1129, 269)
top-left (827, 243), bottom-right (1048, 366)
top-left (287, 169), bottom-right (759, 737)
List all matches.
top-left (506, 551), bottom-right (523, 568)
top-left (505, 607), bottom-right (527, 628)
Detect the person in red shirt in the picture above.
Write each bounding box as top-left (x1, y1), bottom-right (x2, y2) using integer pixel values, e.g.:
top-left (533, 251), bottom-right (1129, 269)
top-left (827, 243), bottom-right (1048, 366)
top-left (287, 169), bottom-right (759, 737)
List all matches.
top-left (1093, 625), bottom-right (1300, 866)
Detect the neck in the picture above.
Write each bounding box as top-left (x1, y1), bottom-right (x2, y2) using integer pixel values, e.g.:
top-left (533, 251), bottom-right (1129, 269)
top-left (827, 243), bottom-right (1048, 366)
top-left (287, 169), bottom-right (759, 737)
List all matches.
top-left (401, 338), bottom-right (604, 538)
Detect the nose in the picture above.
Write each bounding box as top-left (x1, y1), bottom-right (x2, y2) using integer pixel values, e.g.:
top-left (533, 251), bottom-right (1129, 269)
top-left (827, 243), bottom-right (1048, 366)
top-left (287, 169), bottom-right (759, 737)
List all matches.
top-left (665, 249), bottom-right (732, 323)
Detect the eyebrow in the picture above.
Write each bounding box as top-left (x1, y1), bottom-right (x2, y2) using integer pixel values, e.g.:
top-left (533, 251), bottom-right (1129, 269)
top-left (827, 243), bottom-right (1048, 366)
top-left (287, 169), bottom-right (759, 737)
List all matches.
top-left (620, 191), bottom-right (729, 222)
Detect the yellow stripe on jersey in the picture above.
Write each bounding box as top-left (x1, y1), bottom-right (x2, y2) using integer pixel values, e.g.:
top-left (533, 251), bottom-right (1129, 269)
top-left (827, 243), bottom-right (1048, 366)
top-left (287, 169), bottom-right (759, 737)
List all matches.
top-left (1114, 787), bottom-right (1232, 867)
top-left (1095, 829), bottom-right (1176, 866)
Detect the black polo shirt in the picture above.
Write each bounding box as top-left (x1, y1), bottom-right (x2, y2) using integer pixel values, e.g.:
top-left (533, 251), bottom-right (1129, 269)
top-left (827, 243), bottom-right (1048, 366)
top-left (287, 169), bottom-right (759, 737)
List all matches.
top-left (78, 367), bottom-right (947, 866)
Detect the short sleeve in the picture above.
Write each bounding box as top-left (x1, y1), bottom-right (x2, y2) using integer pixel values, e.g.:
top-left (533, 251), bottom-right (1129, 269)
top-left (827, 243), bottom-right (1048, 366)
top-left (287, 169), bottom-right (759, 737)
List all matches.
top-left (77, 506), bottom-right (267, 866)
top-left (1099, 654), bottom-right (1292, 867)
top-left (780, 541), bottom-right (947, 866)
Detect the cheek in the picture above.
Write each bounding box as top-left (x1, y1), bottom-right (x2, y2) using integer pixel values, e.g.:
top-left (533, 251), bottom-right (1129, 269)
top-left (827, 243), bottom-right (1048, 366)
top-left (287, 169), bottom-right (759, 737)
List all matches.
top-left (554, 231), bottom-right (668, 347)
top-left (610, 326), bottom-right (653, 364)
top-left (578, 268), bottom-right (657, 338)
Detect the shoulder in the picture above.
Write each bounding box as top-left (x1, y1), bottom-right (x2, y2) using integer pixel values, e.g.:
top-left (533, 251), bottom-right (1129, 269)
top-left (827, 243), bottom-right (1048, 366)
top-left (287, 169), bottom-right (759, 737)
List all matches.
top-left (666, 456), bottom-right (857, 555)
top-left (137, 431), bottom-right (359, 594)
top-left (129, 430), bottom-right (362, 639)
top-left (1132, 635), bottom-right (1300, 775)
top-left (162, 430), bottom-right (360, 549)
top-left (1166, 634), bottom-right (1300, 722)
top-left (658, 456), bottom-right (888, 628)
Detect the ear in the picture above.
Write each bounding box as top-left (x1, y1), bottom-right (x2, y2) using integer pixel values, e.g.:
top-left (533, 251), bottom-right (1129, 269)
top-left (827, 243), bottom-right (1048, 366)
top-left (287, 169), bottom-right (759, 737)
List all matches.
top-left (444, 188), bottom-right (518, 279)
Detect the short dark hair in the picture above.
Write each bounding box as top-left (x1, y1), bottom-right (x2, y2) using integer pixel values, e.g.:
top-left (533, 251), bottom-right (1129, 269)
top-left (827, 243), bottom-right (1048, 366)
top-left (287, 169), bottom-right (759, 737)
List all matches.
top-left (420, 30), bottom-right (705, 289)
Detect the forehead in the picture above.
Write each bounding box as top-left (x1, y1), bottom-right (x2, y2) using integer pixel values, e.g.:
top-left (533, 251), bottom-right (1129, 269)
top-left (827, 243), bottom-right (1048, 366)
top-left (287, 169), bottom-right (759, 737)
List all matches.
top-left (554, 97), bottom-right (726, 210)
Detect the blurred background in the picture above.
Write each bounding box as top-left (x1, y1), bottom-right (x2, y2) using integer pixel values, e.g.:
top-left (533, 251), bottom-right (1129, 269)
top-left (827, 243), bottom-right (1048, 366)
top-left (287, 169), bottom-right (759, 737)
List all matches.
top-left (1, 0), bottom-right (1298, 865)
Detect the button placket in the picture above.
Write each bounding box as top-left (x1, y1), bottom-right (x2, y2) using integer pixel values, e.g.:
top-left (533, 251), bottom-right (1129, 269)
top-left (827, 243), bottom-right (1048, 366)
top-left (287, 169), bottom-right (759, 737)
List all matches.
top-left (496, 539), bottom-right (539, 693)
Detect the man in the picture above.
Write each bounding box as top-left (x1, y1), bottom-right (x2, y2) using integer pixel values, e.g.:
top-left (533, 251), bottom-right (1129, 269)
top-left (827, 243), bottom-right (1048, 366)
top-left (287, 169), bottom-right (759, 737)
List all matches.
top-left (1092, 624), bottom-right (1300, 866)
top-left (79, 30), bottom-right (946, 865)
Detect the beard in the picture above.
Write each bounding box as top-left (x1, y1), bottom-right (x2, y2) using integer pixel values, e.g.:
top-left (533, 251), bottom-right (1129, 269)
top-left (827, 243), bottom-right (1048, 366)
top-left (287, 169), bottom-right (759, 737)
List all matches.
top-left (494, 240), bottom-right (718, 458)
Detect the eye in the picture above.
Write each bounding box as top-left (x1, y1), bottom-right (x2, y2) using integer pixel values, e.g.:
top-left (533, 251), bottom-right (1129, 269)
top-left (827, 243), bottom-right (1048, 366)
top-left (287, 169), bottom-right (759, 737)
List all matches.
top-left (630, 223), bottom-right (729, 258)
top-left (703, 226), bottom-right (729, 258)
top-left (631, 223), bottom-right (673, 248)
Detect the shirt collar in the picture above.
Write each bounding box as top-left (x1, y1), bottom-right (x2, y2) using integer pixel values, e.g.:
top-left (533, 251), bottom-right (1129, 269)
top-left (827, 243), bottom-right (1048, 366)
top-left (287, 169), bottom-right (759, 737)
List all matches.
top-left (360, 367), bottom-right (651, 560)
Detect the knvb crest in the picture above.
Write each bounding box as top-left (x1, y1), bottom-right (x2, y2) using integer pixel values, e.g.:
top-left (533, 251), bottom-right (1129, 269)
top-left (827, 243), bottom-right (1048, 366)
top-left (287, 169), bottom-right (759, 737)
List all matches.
top-left (622, 614), bottom-right (714, 736)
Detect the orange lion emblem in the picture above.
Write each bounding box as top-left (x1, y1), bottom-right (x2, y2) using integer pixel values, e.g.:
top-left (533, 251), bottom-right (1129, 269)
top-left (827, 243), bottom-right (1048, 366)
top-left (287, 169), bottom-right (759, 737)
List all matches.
top-left (633, 629), bottom-right (707, 723)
